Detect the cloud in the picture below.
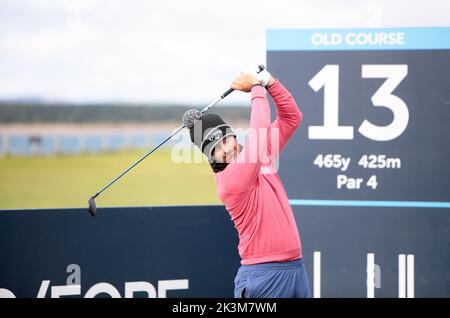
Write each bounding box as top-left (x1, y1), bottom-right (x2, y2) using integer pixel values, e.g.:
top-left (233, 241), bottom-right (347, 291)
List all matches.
top-left (0, 0), bottom-right (449, 104)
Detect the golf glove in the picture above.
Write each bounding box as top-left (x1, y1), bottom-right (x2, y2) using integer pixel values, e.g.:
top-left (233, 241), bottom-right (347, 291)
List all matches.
top-left (256, 69), bottom-right (271, 87)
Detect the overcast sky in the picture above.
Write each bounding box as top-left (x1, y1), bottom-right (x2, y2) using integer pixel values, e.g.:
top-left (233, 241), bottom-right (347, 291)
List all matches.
top-left (0, 0), bottom-right (449, 105)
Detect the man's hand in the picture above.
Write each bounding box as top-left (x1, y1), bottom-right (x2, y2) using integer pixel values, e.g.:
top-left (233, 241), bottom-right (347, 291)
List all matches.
top-left (266, 75), bottom-right (275, 88)
top-left (231, 72), bottom-right (260, 92)
top-left (231, 72), bottom-right (276, 92)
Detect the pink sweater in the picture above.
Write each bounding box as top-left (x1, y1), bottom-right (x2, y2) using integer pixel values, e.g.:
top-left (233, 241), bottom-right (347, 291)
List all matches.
top-left (215, 80), bottom-right (303, 265)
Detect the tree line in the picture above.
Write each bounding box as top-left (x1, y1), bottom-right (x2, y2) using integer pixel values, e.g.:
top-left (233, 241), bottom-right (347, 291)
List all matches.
top-left (0, 103), bottom-right (250, 123)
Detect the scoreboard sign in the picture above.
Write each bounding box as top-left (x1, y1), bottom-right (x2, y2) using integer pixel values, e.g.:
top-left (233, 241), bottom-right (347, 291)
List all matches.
top-left (267, 27), bottom-right (450, 206)
top-left (267, 27), bottom-right (450, 297)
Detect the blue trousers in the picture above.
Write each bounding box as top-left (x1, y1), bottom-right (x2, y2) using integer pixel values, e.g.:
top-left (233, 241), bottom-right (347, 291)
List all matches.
top-left (234, 258), bottom-right (311, 298)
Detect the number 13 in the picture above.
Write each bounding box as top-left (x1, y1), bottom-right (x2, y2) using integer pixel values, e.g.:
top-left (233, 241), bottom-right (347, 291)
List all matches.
top-left (308, 64), bottom-right (409, 141)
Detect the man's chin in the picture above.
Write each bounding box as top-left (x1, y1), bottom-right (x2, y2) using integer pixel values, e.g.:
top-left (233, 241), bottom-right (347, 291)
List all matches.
top-left (225, 154), bottom-right (237, 163)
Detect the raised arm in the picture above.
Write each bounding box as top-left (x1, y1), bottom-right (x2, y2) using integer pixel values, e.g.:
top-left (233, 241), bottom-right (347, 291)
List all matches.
top-left (220, 73), bottom-right (271, 193)
top-left (267, 79), bottom-right (302, 158)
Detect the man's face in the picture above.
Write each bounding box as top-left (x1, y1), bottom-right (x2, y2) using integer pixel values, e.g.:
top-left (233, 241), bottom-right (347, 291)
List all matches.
top-left (211, 136), bottom-right (238, 164)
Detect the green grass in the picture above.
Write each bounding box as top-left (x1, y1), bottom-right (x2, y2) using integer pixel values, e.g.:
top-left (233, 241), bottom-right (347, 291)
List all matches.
top-left (0, 149), bottom-right (221, 210)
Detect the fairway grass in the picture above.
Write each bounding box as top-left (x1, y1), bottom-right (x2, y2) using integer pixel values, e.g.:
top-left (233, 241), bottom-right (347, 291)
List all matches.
top-left (0, 149), bottom-right (221, 210)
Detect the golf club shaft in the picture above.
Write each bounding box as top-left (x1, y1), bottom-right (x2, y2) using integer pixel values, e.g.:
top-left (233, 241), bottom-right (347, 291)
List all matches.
top-left (91, 64), bottom-right (266, 200)
top-left (91, 125), bottom-right (185, 199)
top-left (200, 64), bottom-right (265, 113)
top-left (91, 90), bottom-right (232, 199)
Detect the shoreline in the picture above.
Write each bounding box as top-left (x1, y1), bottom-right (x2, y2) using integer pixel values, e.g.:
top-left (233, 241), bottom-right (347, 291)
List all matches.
top-left (0, 120), bottom-right (250, 134)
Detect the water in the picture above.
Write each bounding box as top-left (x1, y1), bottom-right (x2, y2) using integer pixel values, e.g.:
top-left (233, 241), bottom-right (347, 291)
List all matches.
top-left (0, 129), bottom-right (248, 157)
top-left (0, 132), bottom-right (174, 156)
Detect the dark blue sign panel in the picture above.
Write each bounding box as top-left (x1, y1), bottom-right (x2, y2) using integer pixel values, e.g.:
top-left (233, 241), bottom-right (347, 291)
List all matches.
top-left (0, 207), bottom-right (448, 298)
top-left (0, 206), bottom-right (240, 298)
top-left (267, 27), bottom-right (450, 297)
top-left (267, 28), bottom-right (450, 204)
top-left (267, 27), bottom-right (450, 204)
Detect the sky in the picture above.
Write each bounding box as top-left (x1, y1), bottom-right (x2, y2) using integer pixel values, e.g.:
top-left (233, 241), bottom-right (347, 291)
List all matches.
top-left (0, 0), bottom-right (449, 105)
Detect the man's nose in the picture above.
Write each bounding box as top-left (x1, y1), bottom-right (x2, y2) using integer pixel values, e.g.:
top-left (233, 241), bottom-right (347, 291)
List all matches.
top-left (224, 144), bottom-right (232, 154)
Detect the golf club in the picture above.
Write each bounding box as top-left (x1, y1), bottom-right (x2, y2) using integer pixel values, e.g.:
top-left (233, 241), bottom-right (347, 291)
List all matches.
top-left (88, 64), bottom-right (265, 216)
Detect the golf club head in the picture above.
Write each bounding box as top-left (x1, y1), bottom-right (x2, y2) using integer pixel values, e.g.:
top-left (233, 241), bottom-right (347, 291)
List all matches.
top-left (182, 109), bottom-right (202, 129)
top-left (88, 196), bottom-right (97, 217)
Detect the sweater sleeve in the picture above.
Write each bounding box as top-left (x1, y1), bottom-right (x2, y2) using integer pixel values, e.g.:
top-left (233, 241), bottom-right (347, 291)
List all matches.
top-left (267, 79), bottom-right (302, 158)
top-left (220, 85), bottom-right (271, 193)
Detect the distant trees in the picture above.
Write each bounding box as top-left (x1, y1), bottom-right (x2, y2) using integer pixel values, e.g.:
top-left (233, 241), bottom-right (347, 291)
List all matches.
top-left (0, 103), bottom-right (250, 123)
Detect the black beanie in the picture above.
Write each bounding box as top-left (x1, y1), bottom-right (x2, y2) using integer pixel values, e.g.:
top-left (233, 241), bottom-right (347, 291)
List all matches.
top-left (189, 114), bottom-right (235, 172)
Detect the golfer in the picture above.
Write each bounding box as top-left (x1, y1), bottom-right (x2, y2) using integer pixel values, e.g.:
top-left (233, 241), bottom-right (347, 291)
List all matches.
top-left (189, 69), bottom-right (310, 298)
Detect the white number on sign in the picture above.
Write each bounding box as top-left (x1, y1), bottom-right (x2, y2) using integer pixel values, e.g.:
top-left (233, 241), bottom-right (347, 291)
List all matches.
top-left (308, 64), bottom-right (409, 141)
top-left (308, 65), bottom-right (354, 140)
top-left (360, 65), bottom-right (409, 141)
top-left (366, 175), bottom-right (378, 189)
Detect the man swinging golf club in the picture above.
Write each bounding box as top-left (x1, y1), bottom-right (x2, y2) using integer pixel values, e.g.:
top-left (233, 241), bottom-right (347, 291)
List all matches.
top-left (188, 68), bottom-right (311, 298)
top-left (86, 64), bottom-right (310, 298)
